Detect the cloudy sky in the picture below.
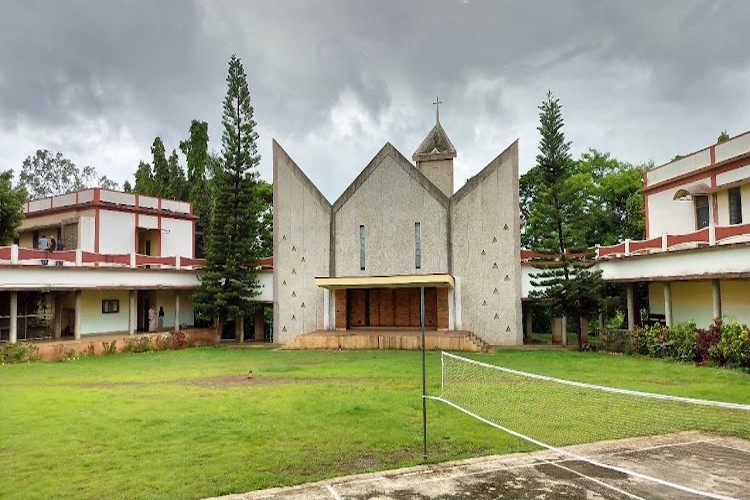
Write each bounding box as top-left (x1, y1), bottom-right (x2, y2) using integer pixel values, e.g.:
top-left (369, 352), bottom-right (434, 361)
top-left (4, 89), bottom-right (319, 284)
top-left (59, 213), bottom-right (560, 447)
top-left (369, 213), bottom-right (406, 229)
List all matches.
top-left (1, 0), bottom-right (749, 201)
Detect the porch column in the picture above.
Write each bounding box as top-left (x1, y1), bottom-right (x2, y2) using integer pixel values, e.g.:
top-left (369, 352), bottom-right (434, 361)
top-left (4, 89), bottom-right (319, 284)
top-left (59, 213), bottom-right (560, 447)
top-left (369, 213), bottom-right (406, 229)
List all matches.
top-left (626, 283), bottom-right (635, 332)
top-left (552, 316), bottom-right (567, 344)
top-left (454, 277), bottom-right (462, 330)
top-left (254, 306), bottom-right (264, 341)
top-left (323, 289), bottom-right (330, 330)
top-left (174, 291), bottom-right (180, 332)
top-left (74, 290), bottom-right (82, 340)
top-left (561, 315), bottom-right (567, 346)
top-left (53, 292), bottom-right (63, 338)
top-left (525, 303), bottom-right (533, 341)
top-left (9, 291), bottom-right (18, 344)
top-left (128, 290), bottom-right (136, 335)
top-left (663, 282), bottom-right (673, 328)
top-left (712, 280), bottom-right (722, 323)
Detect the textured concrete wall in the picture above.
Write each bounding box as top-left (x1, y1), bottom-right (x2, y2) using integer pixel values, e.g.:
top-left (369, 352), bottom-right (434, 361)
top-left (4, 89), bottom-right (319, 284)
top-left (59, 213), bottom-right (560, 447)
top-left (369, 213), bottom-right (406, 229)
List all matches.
top-left (451, 141), bottom-right (522, 345)
top-left (334, 145), bottom-right (449, 277)
top-left (273, 140), bottom-right (331, 343)
top-left (416, 158), bottom-right (453, 197)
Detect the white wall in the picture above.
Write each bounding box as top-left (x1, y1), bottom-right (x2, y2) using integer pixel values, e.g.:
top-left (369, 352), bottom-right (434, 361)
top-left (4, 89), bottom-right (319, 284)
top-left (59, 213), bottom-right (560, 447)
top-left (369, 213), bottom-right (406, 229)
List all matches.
top-left (80, 289), bottom-right (130, 335)
top-left (715, 133), bottom-right (750, 164)
top-left (649, 279), bottom-right (750, 328)
top-left (646, 177), bottom-right (711, 237)
top-left (160, 217), bottom-right (193, 258)
top-left (99, 210), bottom-right (136, 254)
top-left (647, 149), bottom-right (711, 186)
top-left (79, 215), bottom-right (96, 252)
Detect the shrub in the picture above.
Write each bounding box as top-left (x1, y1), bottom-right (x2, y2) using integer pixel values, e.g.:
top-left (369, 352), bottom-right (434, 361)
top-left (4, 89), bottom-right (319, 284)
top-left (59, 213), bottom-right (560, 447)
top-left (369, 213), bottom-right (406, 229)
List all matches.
top-left (696, 322), bottom-right (721, 364)
top-left (121, 336), bottom-right (153, 353)
top-left (0, 342), bottom-right (39, 363)
top-left (711, 321), bottom-right (750, 369)
top-left (669, 321), bottom-right (698, 363)
top-left (101, 340), bottom-right (118, 355)
top-left (154, 331), bottom-right (187, 351)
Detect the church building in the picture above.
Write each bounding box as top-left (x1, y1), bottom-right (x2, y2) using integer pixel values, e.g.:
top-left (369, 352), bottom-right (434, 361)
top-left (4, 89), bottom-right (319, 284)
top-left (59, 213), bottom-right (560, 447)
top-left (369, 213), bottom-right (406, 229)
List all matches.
top-left (273, 112), bottom-right (523, 346)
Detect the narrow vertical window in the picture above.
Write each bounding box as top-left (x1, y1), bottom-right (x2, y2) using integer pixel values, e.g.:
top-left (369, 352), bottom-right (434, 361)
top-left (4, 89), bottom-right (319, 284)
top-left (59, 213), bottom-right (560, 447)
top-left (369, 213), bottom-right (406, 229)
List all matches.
top-left (695, 195), bottom-right (710, 229)
top-left (415, 222), bottom-right (421, 269)
top-left (359, 225), bottom-right (365, 270)
top-left (729, 187), bottom-right (743, 225)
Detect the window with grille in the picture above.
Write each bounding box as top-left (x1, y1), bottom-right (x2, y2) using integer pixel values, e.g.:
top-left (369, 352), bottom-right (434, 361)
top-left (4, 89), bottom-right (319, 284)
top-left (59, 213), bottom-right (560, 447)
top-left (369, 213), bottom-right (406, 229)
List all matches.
top-left (102, 299), bottom-right (120, 314)
top-left (695, 195), bottom-right (710, 229)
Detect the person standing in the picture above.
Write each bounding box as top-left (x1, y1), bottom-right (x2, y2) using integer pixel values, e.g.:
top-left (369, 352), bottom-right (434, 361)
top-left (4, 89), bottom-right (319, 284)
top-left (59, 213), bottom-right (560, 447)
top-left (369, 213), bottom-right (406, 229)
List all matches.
top-left (158, 306), bottom-right (165, 330)
top-left (148, 306), bottom-right (157, 332)
top-left (38, 234), bottom-right (49, 265)
top-left (50, 236), bottom-right (57, 254)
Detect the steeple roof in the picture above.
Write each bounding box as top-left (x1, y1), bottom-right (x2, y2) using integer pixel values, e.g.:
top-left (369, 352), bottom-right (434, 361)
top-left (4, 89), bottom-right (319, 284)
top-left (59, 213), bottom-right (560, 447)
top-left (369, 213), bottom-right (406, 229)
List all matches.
top-left (412, 121), bottom-right (457, 161)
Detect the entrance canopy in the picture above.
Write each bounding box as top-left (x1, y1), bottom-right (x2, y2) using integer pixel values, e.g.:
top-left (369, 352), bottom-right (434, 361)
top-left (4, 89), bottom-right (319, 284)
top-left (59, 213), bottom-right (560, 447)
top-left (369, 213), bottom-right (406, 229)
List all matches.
top-left (314, 273), bottom-right (454, 290)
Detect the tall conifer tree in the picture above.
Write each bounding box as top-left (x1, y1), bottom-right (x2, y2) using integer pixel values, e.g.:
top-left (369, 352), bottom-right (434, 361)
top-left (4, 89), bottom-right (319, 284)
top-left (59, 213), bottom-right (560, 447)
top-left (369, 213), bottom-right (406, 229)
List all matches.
top-left (151, 137), bottom-right (170, 198)
top-left (194, 54), bottom-right (263, 337)
top-left (528, 91), bottom-right (603, 349)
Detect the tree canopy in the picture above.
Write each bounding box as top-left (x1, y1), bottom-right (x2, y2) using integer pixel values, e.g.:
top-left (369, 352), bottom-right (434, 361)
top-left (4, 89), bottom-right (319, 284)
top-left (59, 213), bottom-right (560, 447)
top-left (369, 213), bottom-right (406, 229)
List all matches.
top-left (18, 150), bottom-right (118, 199)
top-left (0, 170), bottom-right (27, 244)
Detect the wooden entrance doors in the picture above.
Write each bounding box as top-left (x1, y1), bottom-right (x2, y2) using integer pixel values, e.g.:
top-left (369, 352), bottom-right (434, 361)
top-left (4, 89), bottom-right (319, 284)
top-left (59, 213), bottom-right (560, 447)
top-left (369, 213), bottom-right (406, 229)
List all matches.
top-left (347, 287), bottom-right (437, 329)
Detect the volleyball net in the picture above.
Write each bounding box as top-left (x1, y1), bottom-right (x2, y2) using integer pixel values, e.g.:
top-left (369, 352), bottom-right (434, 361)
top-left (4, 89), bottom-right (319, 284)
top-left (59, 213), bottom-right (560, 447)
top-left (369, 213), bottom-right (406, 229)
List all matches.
top-left (428, 351), bottom-right (750, 499)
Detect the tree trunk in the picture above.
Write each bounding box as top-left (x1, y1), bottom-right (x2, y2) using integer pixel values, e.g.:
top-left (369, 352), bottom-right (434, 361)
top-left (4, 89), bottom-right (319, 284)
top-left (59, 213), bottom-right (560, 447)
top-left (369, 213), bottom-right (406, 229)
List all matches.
top-left (576, 315), bottom-right (583, 350)
top-left (215, 316), bottom-right (223, 340)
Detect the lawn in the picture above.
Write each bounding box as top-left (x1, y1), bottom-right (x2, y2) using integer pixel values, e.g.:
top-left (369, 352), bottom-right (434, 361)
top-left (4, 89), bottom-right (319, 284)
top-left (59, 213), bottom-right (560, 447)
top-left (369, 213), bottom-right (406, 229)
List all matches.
top-left (1, 347), bottom-right (749, 500)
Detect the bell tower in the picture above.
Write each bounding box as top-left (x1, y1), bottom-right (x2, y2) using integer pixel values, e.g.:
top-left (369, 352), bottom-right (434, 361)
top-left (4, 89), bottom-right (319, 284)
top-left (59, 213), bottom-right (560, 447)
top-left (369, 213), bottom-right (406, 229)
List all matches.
top-left (412, 96), bottom-right (456, 197)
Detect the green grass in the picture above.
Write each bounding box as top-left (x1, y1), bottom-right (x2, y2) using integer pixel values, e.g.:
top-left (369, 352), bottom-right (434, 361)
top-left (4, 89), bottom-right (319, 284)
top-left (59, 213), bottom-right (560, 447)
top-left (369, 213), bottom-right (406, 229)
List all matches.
top-left (1, 347), bottom-right (749, 499)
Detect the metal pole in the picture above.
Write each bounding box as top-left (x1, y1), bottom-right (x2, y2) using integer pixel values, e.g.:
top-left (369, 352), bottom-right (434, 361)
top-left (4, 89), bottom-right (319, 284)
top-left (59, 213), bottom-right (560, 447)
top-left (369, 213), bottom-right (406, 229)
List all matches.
top-left (421, 285), bottom-right (427, 459)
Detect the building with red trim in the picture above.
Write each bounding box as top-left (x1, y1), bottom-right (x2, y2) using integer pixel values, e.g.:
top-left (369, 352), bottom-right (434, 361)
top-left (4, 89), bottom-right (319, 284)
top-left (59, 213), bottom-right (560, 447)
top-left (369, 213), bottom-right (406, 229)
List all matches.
top-left (596, 131), bottom-right (750, 328)
top-left (0, 188), bottom-right (272, 342)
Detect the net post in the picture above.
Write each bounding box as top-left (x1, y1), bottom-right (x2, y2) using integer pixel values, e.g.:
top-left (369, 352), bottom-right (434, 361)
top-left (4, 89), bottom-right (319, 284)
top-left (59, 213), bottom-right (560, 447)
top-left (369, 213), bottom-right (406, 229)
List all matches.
top-left (421, 285), bottom-right (427, 460)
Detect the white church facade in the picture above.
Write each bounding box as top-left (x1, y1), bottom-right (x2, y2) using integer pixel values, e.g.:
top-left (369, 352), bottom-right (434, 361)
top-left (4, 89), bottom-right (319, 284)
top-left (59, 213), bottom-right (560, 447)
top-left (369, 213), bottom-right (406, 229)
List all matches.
top-left (273, 118), bottom-right (524, 346)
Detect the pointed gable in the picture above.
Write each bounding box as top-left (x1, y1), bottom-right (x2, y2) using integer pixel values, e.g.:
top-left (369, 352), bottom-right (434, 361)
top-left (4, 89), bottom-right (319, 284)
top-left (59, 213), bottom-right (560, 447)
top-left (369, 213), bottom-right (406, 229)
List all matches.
top-left (332, 142), bottom-right (449, 214)
top-left (412, 122), bottom-right (457, 161)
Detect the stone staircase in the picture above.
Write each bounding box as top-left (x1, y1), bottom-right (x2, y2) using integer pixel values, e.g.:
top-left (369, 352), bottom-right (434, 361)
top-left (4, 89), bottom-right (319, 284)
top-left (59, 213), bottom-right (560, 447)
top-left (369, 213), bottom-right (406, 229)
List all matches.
top-left (284, 329), bottom-right (491, 352)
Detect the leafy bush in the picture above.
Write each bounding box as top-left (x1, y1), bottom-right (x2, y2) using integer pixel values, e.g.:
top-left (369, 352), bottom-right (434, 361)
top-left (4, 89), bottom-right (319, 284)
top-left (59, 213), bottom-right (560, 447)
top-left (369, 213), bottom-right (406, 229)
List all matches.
top-left (711, 322), bottom-right (750, 369)
top-left (101, 340), bottom-right (118, 355)
top-left (154, 331), bottom-right (187, 351)
top-left (0, 342), bottom-right (39, 363)
top-left (121, 336), bottom-right (153, 353)
top-left (669, 321), bottom-right (698, 363)
top-left (696, 322), bottom-right (721, 364)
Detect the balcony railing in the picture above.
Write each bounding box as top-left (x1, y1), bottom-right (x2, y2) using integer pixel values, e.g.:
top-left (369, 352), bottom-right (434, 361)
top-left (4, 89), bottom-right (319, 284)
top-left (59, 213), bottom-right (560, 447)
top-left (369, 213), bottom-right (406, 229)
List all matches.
top-left (0, 245), bottom-right (204, 270)
top-left (596, 222), bottom-right (750, 259)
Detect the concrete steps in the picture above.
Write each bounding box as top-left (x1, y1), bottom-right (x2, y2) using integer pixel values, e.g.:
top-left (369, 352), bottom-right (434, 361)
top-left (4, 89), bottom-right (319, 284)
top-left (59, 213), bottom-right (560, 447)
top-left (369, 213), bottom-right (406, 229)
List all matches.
top-left (283, 329), bottom-right (487, 352)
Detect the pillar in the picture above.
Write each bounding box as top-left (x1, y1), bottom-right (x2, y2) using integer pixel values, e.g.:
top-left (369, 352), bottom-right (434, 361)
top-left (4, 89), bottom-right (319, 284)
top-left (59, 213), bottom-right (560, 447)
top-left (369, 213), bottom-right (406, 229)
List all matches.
top-left (236, 314), bottom-right (244, 343)
top-left (174, 291), bottom-right (180, 332)
top-left (525, 303), bottom-right (533, 341)
top-left (254, 306), bottom-right (264, 341)
top-left (626, 283), bottom-right (635, 332)
top-left (128, 290), bottom-right (136, 335)
top-left (74, 290), bottom-right (82, 340)
top-left (561, 315), bottom-right (567, 346)
top-left (712, 280), bottom-right (721, 323)
top-left (552, 316), bottom-right (566, 344)
top-left (580, 317), bottom-right (589, 343)
top-left (663, 282), bottom-right (673, 328)
top-left (9, 291), bottom-right (18, 344)
top-left (54, 293), bottom-right (63, 338)
top-left (323, 289), bottom-right (330, 330)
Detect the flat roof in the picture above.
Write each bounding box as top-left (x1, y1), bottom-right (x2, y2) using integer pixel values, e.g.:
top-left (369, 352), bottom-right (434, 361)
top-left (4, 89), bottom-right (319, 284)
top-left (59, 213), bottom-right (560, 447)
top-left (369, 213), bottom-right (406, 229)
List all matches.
top-left (315, 274), bottom-right (454, 290)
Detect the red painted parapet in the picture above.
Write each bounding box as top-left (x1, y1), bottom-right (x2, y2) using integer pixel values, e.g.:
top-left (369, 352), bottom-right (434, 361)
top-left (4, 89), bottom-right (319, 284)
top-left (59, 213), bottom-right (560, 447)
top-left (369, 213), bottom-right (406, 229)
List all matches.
top-left (82, 252), bottom-right (131, 265)
top-left (629, 236), bottom-right (662, 254)
top-left (180, 257), bottom-right (205, 268)
top-left (0, 246), bottom-right (11, 260)
top-left (136, 254), bottom-right (177, 267)
top-left (715, 222), bottom-right (750, 241)
top-left (667, 227), bottom-right (709, 247)
top-left (597, 242), bottom-right (626, 258)
top-left (17, 248), bottom-right (50, 260)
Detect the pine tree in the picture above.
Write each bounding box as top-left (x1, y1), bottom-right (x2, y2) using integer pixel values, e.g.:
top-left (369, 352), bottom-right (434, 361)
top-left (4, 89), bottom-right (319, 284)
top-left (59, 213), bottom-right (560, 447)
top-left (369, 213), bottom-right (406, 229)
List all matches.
top-left (180, 120), bottom-right (212, 257)
top-left (194, 54), bottom-right (263, 338)
top-left (166, 149), bottom-right (187, 200)
top-left (528, 91), bottom-right (603, 349)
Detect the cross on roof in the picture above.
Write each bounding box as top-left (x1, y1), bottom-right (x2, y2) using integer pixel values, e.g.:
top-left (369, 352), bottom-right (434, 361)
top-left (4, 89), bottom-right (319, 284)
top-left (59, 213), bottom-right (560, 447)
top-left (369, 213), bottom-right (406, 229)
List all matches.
top-left (433, 96), bottom-right (442, 124)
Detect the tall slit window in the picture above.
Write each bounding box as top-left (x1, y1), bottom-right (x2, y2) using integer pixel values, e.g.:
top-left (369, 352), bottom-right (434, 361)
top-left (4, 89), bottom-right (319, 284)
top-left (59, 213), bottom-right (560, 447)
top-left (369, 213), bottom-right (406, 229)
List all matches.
top-left (695, 195), bottom-right (710, 230)
top-left (415, 222), bottom-right (421, 269)
top-left (729, 187), bottom-right (743, 225)
top-left (359, 225), bottom-right (366, 270)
